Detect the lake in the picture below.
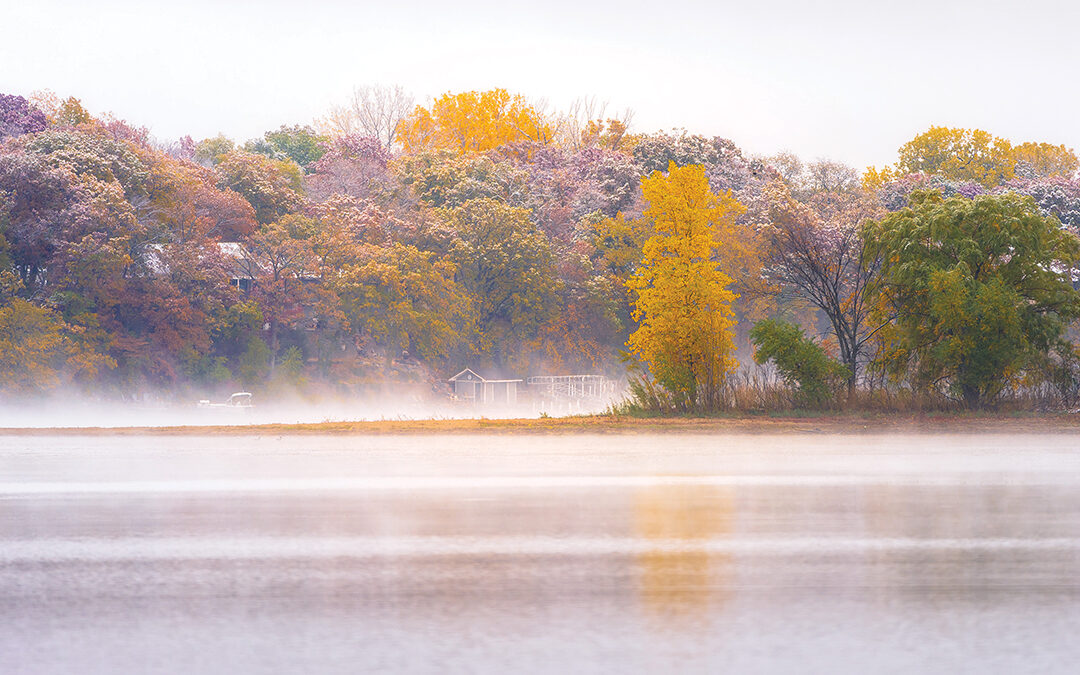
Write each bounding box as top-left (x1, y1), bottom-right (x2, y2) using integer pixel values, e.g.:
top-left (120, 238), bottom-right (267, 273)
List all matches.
top-left (2, 432), bottom-right (1079, 673)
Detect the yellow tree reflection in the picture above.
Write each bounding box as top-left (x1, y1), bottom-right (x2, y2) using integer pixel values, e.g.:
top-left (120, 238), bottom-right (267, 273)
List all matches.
top-left (634, 484), bottom-right (734, 620)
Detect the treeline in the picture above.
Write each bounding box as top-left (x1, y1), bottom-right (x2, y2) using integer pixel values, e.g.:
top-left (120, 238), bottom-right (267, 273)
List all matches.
top-left (1, 88), bottom-right (1079, 408)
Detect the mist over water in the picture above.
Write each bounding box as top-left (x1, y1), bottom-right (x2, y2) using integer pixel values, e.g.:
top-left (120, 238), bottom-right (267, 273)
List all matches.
top-left (0, 394), bottom-right (617, 428)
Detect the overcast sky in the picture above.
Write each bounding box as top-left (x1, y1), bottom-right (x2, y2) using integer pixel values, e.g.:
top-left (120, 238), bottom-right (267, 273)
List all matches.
top-left (4, 0), bottom-right (1079, 169)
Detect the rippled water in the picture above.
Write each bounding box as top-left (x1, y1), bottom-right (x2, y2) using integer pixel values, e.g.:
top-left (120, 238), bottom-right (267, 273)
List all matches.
top-left (2, 433), bottom-right (1080, 673)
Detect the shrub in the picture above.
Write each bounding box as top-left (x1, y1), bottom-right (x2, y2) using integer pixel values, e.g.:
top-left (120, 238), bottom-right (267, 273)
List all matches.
top-left (749, 319), bottom-right (849, 408)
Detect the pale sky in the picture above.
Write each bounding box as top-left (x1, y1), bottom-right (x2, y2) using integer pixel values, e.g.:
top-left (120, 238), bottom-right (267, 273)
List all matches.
top-left (4, 0), bottom-right (1080, 170)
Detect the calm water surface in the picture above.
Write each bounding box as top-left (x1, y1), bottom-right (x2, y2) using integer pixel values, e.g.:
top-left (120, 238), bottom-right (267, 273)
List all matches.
top-left (2, 433), bottom-right (1080, 674)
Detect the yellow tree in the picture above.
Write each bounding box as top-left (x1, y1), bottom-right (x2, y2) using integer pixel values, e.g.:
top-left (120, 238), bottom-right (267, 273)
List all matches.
top-left (866, 130), bottom-right (1078, 188)
top-left (1011, 142), bottom-right (1079, 179)
top-left (896, 126), bottom-right (1015, 187)
top-left (0, 299), bottom-right (114, 396)
top-left (398, 89), bottom-right (553, 154)
top-left (626, 163), bottom-right (744, 410)
top-left (0, 299), bottom-right (66, 394)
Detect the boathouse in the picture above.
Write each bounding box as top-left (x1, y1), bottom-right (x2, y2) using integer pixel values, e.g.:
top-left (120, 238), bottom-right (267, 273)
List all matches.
top-left (448, 369), bottom-right (522, 405)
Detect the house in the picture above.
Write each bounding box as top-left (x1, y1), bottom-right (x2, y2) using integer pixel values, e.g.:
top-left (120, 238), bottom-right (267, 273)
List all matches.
top-left (141, 242), bottom-right (253, 292)
top-left (217, 242), bottom-right (255, 292)
top-left (448, 368), bottom-right (522, 405)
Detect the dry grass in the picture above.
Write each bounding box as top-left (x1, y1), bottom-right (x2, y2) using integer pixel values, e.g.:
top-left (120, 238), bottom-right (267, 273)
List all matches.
top-left (3, 412), bottom-right (1080, 436)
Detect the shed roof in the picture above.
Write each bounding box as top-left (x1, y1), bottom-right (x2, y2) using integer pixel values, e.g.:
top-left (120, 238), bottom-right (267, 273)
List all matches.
top-left (449, 368), bottom-right (484, 382)
top-left (448, 368), bottom-right (522, 383)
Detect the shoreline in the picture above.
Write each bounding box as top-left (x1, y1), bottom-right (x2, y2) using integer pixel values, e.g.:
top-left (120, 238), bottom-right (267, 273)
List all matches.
top-left (2, 412), bottom-right (1080, 435)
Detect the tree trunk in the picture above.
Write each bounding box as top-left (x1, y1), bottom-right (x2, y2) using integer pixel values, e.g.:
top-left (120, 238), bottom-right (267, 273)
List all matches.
top-left (269, 321), bottom-right (278, 374)
top-left (962, 382), bottom-right (981, 409)
top-left (837, 325), bottom-right (858, 400)
top-left (846, 354), bottom-right (857, 397)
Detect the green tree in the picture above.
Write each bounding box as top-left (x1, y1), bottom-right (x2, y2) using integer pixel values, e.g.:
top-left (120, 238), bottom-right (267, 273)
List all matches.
top-left (244, 124), bottom-right (328, 171)
top-left (215, 150), bottom-right (303, 224)
top-left (445, 198), bottom-right (558, 367)
top-left (271, 345), bottom-right (307, 390)
top-left (590, 212), bottom-right (652, 278)
top-left (334, 243), bottom-right (473, 364)
top-left (749, 319), bottom-right (849, 408)
top-left (237, 335), bottom-right (271, 387)
top-left (862, 190), bottom-right (1080, 407)
top-left (0, 230), bottom-right (23, 301)
top-left (195, 134), bottom-right (235, 166)
top-left (626, 163), bottom-right (743, 411)
top-left (393, 150), bottom-right (531, 209)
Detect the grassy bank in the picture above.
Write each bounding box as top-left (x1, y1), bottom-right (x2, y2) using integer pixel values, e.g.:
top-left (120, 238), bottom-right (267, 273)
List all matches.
top-left (3, 411), bottom-right (1080, 435)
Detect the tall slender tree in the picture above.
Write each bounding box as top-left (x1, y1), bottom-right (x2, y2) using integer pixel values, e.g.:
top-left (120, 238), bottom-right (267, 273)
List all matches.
top-left (626, 163), bottom-right (743, 410)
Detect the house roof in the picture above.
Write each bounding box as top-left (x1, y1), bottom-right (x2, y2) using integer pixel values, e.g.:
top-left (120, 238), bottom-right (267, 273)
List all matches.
top-left (218, 242), bottom-right (257, 279)
top-left (217, 242), bottom-right (249, 259)
top-left (449, 368), bottom-right (484, 382)
top-left (448, 368), bottom-right (522, 383)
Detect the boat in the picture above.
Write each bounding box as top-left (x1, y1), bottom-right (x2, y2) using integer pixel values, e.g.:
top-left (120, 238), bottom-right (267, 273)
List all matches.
top-left (197, 392), bottom-right (254, 412)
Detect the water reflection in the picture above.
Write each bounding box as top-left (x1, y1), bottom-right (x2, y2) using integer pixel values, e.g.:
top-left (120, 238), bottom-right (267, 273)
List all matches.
top-left (856, 483), bottom-right (1080, 600)
top-left (6, 434), bottom-right (1080, 674)
top-left (634, 484), bottom-right (734, 619)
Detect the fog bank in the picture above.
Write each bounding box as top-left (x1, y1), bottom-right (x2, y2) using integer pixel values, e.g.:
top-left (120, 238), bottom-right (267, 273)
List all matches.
top-left (0, 394), bottom-right (618, 429)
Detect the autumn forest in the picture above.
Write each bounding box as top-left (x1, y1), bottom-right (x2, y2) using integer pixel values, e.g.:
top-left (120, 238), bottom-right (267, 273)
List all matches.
top-left (3, 86), bottom-right (1080, 410)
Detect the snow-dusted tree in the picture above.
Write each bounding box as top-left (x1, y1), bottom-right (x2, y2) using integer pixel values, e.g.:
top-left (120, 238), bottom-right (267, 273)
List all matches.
top-left (0, 93), bottom-right (48, 138)
top-left (760, 183), bottom-right (884, 392)
top-left (320, 84), bottom-right (414, 150)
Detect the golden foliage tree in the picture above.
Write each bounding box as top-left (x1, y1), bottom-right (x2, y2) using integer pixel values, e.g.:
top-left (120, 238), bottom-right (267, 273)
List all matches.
top-left (1011, 142), bottom-right (1079, 179)
top-left (590, 212), bottom-right (653, 278)
top-left (0, 299), bottom-right (114, 395)
top-left (896, 126), bottom-right (1015, 187)
top-left (626, 163), bottom-right (743, 410)
top-left (867, 126), bottom-right (1079, 188)
top-left (0, 299), bottom-right (66, 393)
top-left (398, 89), bottom-right (553, 154)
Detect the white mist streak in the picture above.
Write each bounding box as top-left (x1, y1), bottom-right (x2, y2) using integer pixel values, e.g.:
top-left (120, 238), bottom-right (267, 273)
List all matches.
top-left (5, 535), bottom-right (1080, 564)
top-left (1, 473), bottom-right (1077, 496)
top-left (0, 396), bottom-right (617, 429)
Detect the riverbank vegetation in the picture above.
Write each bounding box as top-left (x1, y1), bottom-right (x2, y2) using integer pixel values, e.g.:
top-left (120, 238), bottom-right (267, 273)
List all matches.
top-left (3, 88), bottom-right (1080, 412)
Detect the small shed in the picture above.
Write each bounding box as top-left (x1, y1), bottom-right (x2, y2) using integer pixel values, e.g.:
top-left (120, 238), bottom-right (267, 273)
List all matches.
top-left (449, 368), bottom-right (522, 405)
